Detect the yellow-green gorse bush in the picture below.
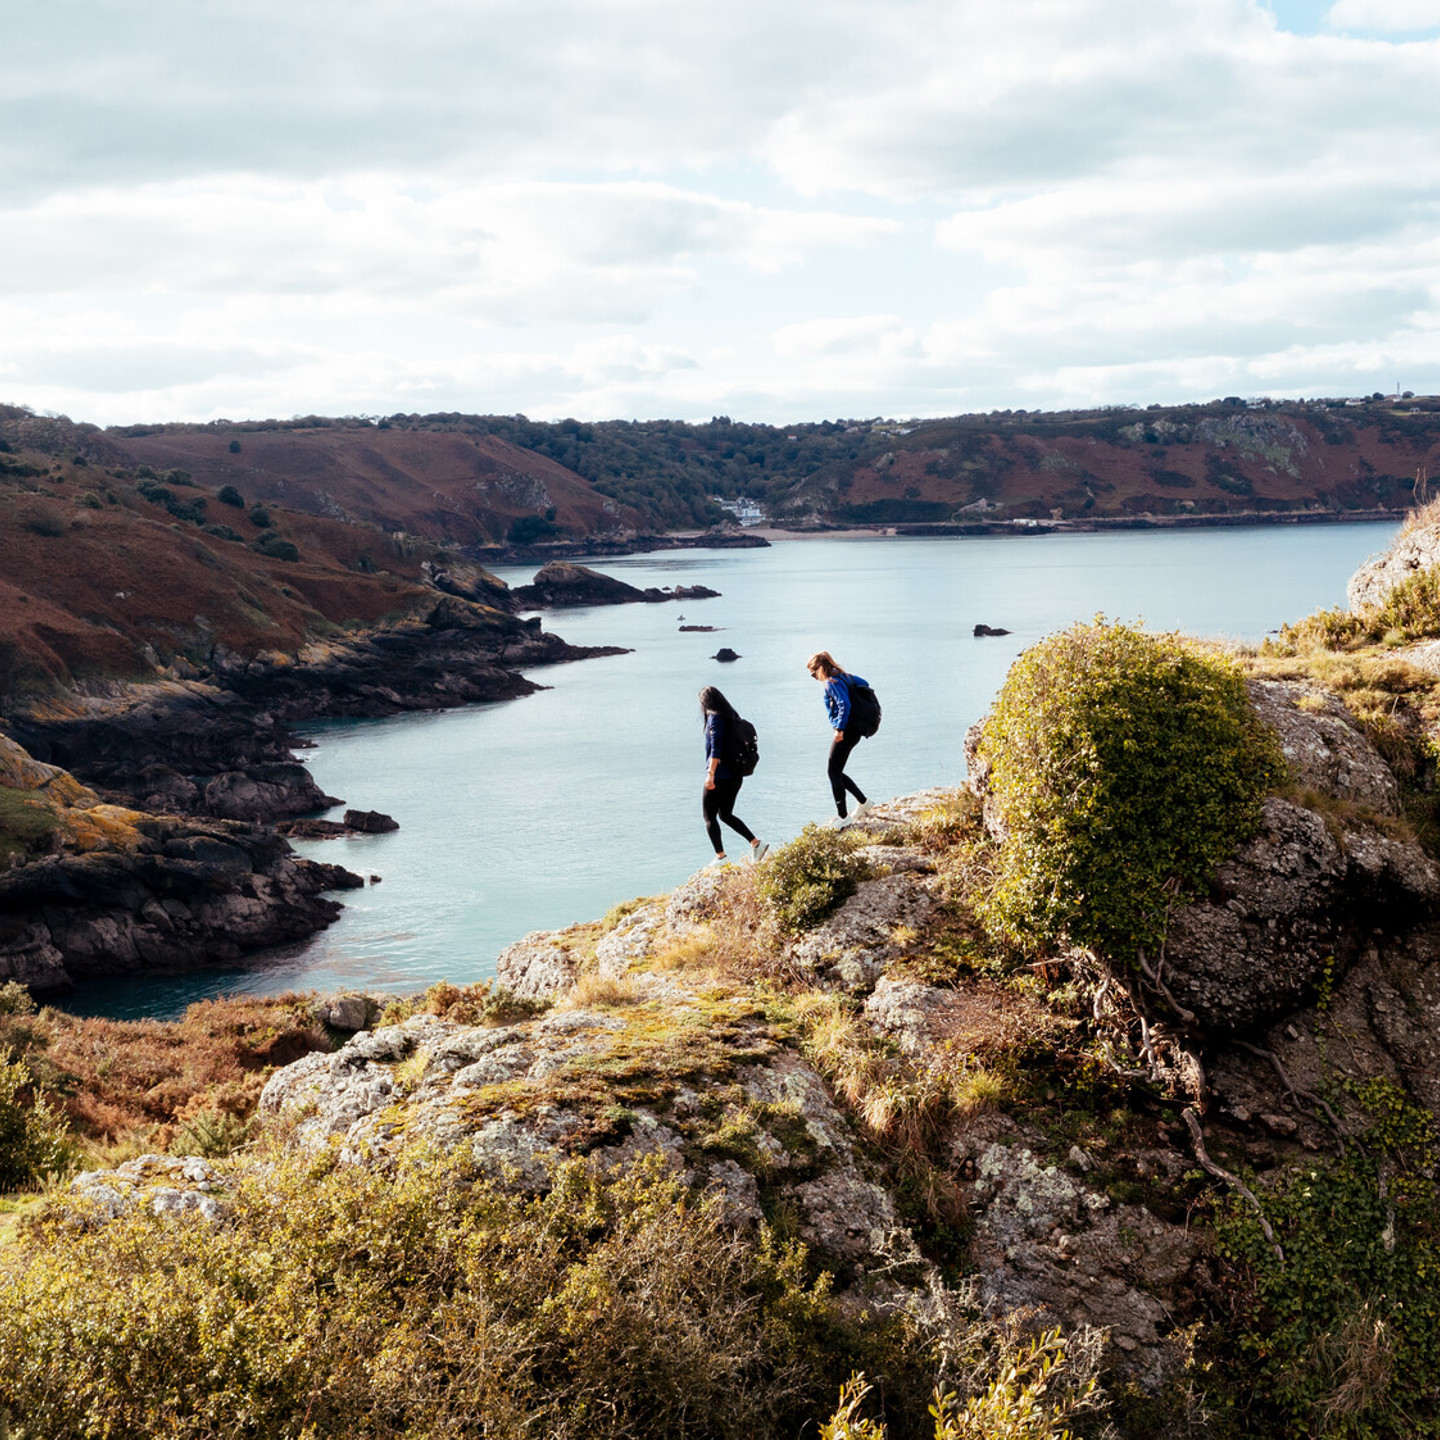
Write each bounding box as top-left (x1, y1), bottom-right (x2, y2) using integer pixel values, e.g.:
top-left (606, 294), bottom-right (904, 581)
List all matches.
top-left (977, 620), bottom-right (1283, 967)
top-left (0, 1145), bottom-right (928, 1440)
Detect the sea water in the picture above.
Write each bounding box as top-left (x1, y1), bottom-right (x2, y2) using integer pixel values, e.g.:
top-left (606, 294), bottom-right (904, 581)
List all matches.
top-left (72, 523), bottom-right (1397, 1018)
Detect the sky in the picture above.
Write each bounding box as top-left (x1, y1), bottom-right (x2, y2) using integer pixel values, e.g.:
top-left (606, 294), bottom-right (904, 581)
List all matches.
top-left (2, 0), bottom-right (1439, 426)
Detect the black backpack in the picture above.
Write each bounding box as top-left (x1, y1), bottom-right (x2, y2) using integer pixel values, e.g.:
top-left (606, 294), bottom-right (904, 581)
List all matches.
top-left (846, 678), bottom-right (882, 738)
top-left (723, 715), bottom-right (760, 777)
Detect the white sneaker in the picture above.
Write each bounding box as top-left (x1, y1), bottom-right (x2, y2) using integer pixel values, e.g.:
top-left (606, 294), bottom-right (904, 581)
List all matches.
top-left (707, 854), bottom-right (728, 868)
top-left (750, 840), bottom-right (769, 864)
top-left (853, 800), bottom-right (874, 821)
top-left (825, 815), bottom-right (852, 831)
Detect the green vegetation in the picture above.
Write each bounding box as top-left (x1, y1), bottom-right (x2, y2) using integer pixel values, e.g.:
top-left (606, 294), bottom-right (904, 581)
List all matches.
top-left (978, 620), bottom-right (1283, 966)
top-left (249, 503), bottom-right (272, 528)
top-left (1218, 1078), bottom-right (1440, 1437)
top-left (0, 787), bottom-right (57, 865)
top-left (757, 825), bottom-right (871, 934)
top-left (203, 521), bottom-right (243, 542)
top-left (252, 530), bottom-right (300, 562)
top-left (217, 482), bottom-right (244, 506)
top-left (507, 513), bottom-right (560, 544)
top-left (0, 990), bottom-right (72, 1197)
top-left (0, 1146), bottom-right (940, 1439)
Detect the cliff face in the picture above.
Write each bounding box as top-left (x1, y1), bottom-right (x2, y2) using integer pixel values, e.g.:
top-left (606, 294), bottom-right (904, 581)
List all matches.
top-left (0, 735), bottom-right (358, 988)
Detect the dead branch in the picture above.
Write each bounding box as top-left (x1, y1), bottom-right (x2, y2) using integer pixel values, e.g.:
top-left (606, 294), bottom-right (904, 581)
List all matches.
top-left (1183, 1106), bottom-right (1284, 1263)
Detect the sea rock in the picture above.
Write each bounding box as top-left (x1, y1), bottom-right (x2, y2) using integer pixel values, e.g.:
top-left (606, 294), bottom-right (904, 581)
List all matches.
top-left (342, 808), bottom-right (399, 834)
top-left (712, 648), bottom-right (741, 662)
top-left (973, 624), bottom-right (1011, 637)
top-left (0, 809), bottom-right (360, 989)
top-left (510, 561), bottom-right (720, 609)
top-left (1348, 522), bottom-right (1440, 611)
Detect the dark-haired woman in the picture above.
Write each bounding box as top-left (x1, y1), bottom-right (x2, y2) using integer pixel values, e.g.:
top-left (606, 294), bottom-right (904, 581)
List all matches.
top-left (806, 650), bottom-right (873, 827)
top-left (700, 686), bottom-right (767, 866)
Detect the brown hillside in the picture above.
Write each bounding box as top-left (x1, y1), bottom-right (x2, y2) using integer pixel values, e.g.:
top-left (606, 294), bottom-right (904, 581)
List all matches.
top-left (105, 425), bottom-right (642, 546)
top-left (827, 408), bottom-right (1440, 522)
top-left (0, 454), bottom-right (461, 698)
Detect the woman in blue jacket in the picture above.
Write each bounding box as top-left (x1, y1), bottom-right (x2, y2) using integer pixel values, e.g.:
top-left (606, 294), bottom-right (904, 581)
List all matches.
top-left (806, 651), bottom-right (873, 827)
top-left (700, 686), bottom-right (768, 865)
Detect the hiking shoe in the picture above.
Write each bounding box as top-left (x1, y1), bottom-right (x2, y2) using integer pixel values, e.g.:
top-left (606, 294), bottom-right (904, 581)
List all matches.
top-left (853, 800), bottom-right (874, 821)
top-left (707, 854), bottom-right (728, 868)
top-left (825, 815), bottom-right (852, 831)
top-left (750, 840), bottom-right (769, 864)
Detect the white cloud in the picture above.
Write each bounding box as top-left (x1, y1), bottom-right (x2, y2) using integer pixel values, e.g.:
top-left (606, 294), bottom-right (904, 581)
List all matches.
top-left (1328, 0), bottom-right (1440, 29)
top-left (4, 0), bottom-right (1440, 422)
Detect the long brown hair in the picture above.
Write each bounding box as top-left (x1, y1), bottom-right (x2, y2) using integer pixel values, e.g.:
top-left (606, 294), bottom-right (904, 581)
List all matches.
top-left (806, 651), bottom-right (841, 680)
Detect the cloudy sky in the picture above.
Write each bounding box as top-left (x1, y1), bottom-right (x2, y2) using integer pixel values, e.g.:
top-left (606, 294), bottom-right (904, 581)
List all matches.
top-left (3, 0), bottom-right (1439, 425)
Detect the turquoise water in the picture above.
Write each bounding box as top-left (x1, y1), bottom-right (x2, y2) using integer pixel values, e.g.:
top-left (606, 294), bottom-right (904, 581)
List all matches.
top-left (72, 523), bottom-right (1397, 1019)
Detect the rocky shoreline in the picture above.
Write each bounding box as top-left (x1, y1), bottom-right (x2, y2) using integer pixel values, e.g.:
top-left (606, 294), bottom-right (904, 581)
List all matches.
top-left (0, 581), bottom-right (627, 990)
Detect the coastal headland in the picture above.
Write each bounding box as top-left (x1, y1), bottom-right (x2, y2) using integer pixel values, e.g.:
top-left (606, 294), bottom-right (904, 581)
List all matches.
top-left (7, 512), bottom-right (1440, 1433)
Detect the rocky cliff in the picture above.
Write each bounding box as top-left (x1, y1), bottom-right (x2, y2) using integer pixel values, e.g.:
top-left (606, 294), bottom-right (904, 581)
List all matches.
top-left (0, 735), bottom-right (358, 989)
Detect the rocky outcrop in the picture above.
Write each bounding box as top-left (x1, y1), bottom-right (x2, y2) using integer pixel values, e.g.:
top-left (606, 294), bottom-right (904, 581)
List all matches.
top-left (65, 1154), bottom-right (225, 1222)
top-left (258, 997), bottom-right (913, 1276)
top-left (0, 733), bottom-right (358, 989)
top-left (6, 603), bottom-right (623, 823)
top-left (0, 814), bottom-right (358, 990)
top-left (510, 561), bottom-right (719, 609)
top-left (1347, 522), bottom-right (1440, 610)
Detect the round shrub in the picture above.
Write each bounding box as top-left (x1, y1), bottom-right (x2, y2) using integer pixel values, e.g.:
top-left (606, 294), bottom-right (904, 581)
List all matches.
top-left (249, 504), bottom-right (272, 528)
top-left (253, 531), bottom-right (299, 562)
top-left (976, 619), bottom-right (1283, 966)
top-left (758, 824), bottom-right (870, 934)
top-left (217, 483), bottom-right (244, 508)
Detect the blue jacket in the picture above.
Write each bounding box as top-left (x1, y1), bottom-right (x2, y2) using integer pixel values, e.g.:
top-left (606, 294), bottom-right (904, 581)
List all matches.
top-left (704, 713), bottom-right (732, 780)
top-left (824, 673), bottom-right (867, 731)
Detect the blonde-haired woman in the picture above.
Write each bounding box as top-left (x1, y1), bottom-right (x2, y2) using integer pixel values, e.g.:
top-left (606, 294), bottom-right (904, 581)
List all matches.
top-left (806, 651), bottom-right (873, 828)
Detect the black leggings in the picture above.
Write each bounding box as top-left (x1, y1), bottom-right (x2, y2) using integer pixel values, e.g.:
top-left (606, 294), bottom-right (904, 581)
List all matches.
top-left (703, 776), bottom-right (755, 854)
top-left (828, 734), bottom-right (867, 816)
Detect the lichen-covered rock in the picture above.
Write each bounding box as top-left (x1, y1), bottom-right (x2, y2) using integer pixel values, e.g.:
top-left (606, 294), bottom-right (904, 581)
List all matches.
top-left (257, 985), bottom-right (916, 1276)
top-left (1161, 796), bottom-right (1439, 1030)
top-left (964, 1140), bottom-right (1201, 1380)
top-left (595, 902), bottom-right (664, 977)
top-left (790, 873), bottom-right (936, 992)
top-left (494, 930), bottom-right (579, 999)
top-left (1348, 523), bottom-right (1440, 611)
top-left (64, 1154), bottom-right (224, 1223)
top-left (1247, 679), bottom-right (1401, 813)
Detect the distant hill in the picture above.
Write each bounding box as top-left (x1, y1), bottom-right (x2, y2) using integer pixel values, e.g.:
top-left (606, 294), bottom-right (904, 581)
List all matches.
top-left (0, 409), bottom-right (511, 700)
top-left (7, 399), bottom-right (1440, 561)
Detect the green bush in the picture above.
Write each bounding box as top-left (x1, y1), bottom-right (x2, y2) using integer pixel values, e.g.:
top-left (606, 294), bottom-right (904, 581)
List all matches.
top-left (0, 1147), bottom-right (932, 1438)
top-left (253, 531), bottom-right (300, 562)
top-left (758, 825), bottom-right (870, 934)
top-left (249, 503), bottom-right (272, 528)
top-left (977, 619), bottom-right (1283, 966)
top-left (1218, 1078), bottom-right (1440, 1436)
top-left (508, 513), bottom-right (560, 544)
top-left (203, 522), bottom-right (243, 542)
top-left (217, 483), bottom-right (244, 507)
top-left (0, 1057), bottom-right (72, 1193)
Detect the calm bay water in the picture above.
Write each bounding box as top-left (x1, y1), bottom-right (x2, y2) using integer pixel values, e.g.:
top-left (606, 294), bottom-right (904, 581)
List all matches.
top-left (73, 522), bottom-right (1397, 1019)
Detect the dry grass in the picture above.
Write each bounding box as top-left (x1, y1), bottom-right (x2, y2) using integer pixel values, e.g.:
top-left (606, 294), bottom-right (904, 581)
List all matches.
top-left (1401, 496), bottom-right (1440, 534)
top-left (561, 974), bottom-right (643, 1009)
top-left (1313, 1301), bottom-right (1395, 1426)
top-left (36, 993), bottom-right (331, 1154)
